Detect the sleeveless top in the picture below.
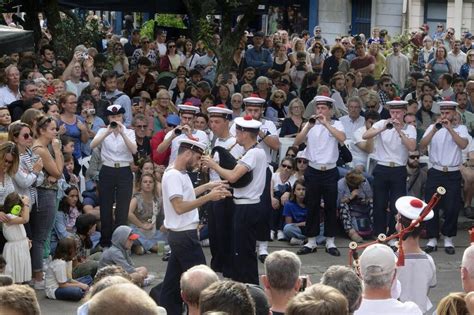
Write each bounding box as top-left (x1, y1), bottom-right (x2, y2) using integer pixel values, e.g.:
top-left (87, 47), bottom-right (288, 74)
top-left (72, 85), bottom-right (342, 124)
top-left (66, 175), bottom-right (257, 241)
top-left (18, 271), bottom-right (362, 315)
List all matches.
top-left (32, 143), bottom-right (58, 190)
top-left (272, 57), bottom-right (289, 73)
top-left (133, 192), bottom-right (162, 225)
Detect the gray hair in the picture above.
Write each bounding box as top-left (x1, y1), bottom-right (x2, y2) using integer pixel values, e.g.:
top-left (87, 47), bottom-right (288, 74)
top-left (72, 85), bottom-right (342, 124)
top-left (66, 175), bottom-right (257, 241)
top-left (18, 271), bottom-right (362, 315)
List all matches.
top-left (264, 250), bottom-right (301, 291)
top-left (362, 266), bottom-right (394, 290)
top-left (256, 76), bottom-right (270, 85)
top-left (231, 93), bottom-right (243, 101)
top-left (321, 265), bottom-right (362, 313)
top-left (180, 264), bottom-right (219, 306)
top-left (347, 96), bottom-right (363, 108)
top-left (463, 245), bottom-right (474, 278)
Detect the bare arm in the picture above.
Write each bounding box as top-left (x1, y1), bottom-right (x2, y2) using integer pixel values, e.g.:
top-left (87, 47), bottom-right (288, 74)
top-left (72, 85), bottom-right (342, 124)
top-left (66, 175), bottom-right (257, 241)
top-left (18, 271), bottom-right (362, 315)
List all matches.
top-left (33, 141), bottom-right (63, 178)
top-left (170, 187), bottom-right (230, 215)
top-left (128, 198), bottom-right (144, 228)
top-left (259, 132), bottom-right (280, 151)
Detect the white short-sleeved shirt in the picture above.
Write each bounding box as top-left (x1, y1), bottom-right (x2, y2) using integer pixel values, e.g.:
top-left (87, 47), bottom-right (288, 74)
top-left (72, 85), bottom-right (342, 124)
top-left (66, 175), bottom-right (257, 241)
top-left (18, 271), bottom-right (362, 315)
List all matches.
top-left (65, 80), bottom-right (90, 97)
top-left (354, 298), bottom-right (422, 315)
top-left (423, 123), bottom-right (469, 167)
top-left (230, 119), bottom-right (278, 163)
top-left (162, 168), bottom-right (199, 231)
top-left (351, 125), bottom-right (369, 167)
top-left (397, 252), bottom-right (437, 313)
top-left (94, 128), bottom-right (136, 163)
top-left (272, 172), bottom-right (296, 193)
top-left (45, 259), bottom-right (71, 299)
top-left (234, 147), bottom-right (267, 200)
top-left (303, 120), bottom-right (345, 165)
top-left (340, 115), bottom-right (365, 141)
top-left (165, 129), bottom-right (210, 164)
top-left (210, 136), bottom-right (244, 182)
top-left (0, 86), bottom-right (20, 107)
top-left (372, 120), bottom-right (417, 165)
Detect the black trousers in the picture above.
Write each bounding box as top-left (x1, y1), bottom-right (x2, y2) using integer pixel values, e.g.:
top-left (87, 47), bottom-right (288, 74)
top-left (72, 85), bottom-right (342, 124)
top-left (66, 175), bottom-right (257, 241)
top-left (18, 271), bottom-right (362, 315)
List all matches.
top-left (231, 203), bottom-right (260, 285)
top-left (372, 165), bottom-right (407, 236)
top-left (425, 169), bottom-right (462, 238)
top-left (256, 167), bottom-right (272, 241)
top-left (98, 165), bottom-right (133, 247)
top-left (304, 166), bottom-right (339, 237)
top-left (208, 197), bottom-right (234, 276)
top-left (160, 229), bottom-right (206, 315)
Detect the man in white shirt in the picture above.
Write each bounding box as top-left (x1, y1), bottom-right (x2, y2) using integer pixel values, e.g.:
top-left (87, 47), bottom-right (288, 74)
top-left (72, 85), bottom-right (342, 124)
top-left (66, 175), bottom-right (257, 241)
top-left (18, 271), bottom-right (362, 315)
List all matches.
top-left (447, 40), bottom-right (467, 74)
top-left (385, 42), bottom-right (410, 89)
top-left (63, 51), bottom-right (95, 97)
top-left (160, 139), bottom-right (230, 314)
top-left (355, 244), bottom-right (422, 315)
top-left (363, 99), bottom-right (416, 248)
top-left (340, 96), bottom-right (365, 141)
top-left (0, 65), bottom-right (20, 107)
top-left (420, 100), bottom-right (469, 255)
top-left (350, 110), bottom-right (379, 171)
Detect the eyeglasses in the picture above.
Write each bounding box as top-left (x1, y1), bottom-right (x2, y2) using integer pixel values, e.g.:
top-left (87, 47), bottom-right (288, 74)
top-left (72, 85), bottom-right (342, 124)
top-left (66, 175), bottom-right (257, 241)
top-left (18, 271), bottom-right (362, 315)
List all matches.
top-left (342, 42), bottom-right (350, 45)
top-left (135, 125), bottom-right (147, 129)
top-left (366, 105), bottom-right (376, 109)
top-left (281, 164), bottom-right (293, 169)
top-left (409, 155), bottom-right (420, 160)
top-left (142, 41), bottom-right (150, 44)
top-left (297, 159), bottom-right (308, 164)
top-left (22, 133), bottom-right (33, 140)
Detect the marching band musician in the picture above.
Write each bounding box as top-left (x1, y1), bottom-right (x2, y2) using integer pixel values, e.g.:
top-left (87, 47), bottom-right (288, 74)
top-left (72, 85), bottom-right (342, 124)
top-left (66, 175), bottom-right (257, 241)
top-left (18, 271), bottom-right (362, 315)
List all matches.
top-left (363, 98), bottom-right (417, 249)
top-left (229, 95), bottom-right (280, 262)
top-left (419, 100), bottom-right (469, 255)
top-left (156, 103), bottom-right (210, 164)
top-left (294, 95), bottom-right (346, 256)
top-left (160, 138), bottom-right (231, 314)
top-left (203, 115), bottom-right (267, 284)
top-left (206, 105), bottom-right (243, 276)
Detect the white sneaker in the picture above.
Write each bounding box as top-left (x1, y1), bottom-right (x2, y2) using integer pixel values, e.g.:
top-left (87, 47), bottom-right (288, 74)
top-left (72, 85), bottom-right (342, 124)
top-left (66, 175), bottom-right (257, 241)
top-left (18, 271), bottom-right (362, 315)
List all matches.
top-left (143, 274), bottom-right (156, 287)
top-left (201, 239), bottom-right (210, 247)
top-left (270, 230), bottom-right (276, 241)
top-left (290, 237), bottom-right (305, 245)
top-left (34, 280), bottom-right (45, 290)
top-left (277, 230), bottom-right (286, 241)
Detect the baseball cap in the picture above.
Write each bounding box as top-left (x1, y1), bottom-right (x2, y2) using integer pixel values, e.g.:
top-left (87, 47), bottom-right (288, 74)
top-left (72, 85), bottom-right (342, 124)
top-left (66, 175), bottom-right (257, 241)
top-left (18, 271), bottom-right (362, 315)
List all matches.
top-left (128, 232), bottom-right (140, 241)
top-left (359, 244), bottom-right (396, 277)
top-left (465, 32), bottom-right (473, 39)
top-left (166, 114), bottom-right (180, 127)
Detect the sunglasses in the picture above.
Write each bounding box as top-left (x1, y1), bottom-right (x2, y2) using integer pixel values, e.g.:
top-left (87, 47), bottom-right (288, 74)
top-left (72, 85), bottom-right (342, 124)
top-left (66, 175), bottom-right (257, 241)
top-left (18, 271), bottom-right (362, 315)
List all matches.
top-left (142, 41), bottom-right (150, 44)
top-left (297, 159), bottom-right (308, 164)
top-left (22, 132), bottom-right (33, 140)
top-left (281, 164), bottom-right (293, 169)
top-left (409, 155), bottom-right (420, 159)
top-left (168, 45), bottom-right (176, 48)
top-left (448, 32), bottom-right (454, 35)
top-left (274, 95), bottom-right (284, 99)
top-left (135, 125), bottom-right (147, 129)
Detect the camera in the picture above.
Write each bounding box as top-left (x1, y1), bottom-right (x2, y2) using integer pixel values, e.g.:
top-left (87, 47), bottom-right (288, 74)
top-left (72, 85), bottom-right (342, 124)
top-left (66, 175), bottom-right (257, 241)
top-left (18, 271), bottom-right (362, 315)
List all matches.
top-left (174, 128), bottom-right (182, 135)
top-left (81, 52), bottom-right (89, 60)
top-left (386, 122), bottom-right (393, 129)
top-left (296, 64), bottom-right (305, 71)
top-left (110, 121), bottom-right (118, 129)
top-left (83, 108), bottom-right (95, 116)
top-left (435, 122), bottom-right (442, 130)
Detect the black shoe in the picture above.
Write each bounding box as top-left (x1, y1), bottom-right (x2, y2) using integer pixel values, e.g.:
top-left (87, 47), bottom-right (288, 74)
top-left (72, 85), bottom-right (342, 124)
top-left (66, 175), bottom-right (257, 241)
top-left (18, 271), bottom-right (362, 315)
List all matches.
top-left (162, 252), bottom-right (171, 261)
top-left (424, 245), bottom-right (437, 253)
top-left (297, 246), bottom-right (317, 255)
top-left (465, 207), bottom-right (474, 219)
top-left (325, 247), bottom-right (340, 257)
top-left (445, 246), bottom-right (455, 255)
top-left (258, 254), bottom-right (268, 263)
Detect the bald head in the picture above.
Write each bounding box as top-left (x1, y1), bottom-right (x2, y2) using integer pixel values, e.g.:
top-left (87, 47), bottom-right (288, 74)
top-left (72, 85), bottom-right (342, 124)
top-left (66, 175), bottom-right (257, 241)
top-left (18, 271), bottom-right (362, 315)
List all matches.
top-left (180, 264), bottom-right (219, 306)
top-left (462, 245), bottom-right (474, 292)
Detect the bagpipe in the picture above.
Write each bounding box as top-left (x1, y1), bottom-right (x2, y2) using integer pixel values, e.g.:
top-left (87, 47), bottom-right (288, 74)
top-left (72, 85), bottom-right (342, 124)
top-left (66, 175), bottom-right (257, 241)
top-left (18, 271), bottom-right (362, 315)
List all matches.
top-left (348, 186), bottom-right (446, 273)
top-left (211, 145), bottom-right (253, 188)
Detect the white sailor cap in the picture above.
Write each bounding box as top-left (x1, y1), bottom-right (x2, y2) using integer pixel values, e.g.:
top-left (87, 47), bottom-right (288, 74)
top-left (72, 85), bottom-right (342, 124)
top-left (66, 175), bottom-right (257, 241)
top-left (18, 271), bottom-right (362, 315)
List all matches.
top-left (386, 97), bottom-right (408, 109)
top-left (243, 95), bottom-right (266, 106)
top-left (207, 105), bottom-right (233, 119)
top-left (296, 151), bottom-right (308, 160)
top-left (235, 115), bottom-right (262, 133)
top-left (395, 196), bottom-right (433, 221)
top-left (178, 103), bottom-right (200, 115)
top-left (314, 95), bottom-right (335, 107)
top-left (438, 99), bottom-right (458, 110)
top-left (178, 138), bottom-right (206, 154)
top-left (106, 104), bottom-right (126, 116)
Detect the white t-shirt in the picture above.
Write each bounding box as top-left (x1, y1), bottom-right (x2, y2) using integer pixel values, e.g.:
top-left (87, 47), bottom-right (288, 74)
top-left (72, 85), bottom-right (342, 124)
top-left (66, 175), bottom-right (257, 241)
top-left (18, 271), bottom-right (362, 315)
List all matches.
top-left (65, 80), bottom-right (90, 97)
top-left (162, 167), bottom-right (199, 231)
top-left (272, 172), bottom-right (296, 194)
top-left (372, 120), bottom-right (417, 165)
top-left (0, 85), bottom-right (20, 107)
top-left (234, 147), bottom-right (267, 200)
top-left (45, 259), bottom-right (71, 299)
top-left (351, 125), bottom-right (369, 167)
top-left (397, 252), bottom-right (437, 313)
top-left (95, 127), bottom-right (136, 163)
top-left (340, 115), bottom-right (365, 141)
top-left (423, 123), bottom-right (469, 167)
top-left (165, 129), bottom-right (210, 164)
top-left (355, 298), bottom-right (422, 315)
top-left (303, 120), bottom-right (345, 165)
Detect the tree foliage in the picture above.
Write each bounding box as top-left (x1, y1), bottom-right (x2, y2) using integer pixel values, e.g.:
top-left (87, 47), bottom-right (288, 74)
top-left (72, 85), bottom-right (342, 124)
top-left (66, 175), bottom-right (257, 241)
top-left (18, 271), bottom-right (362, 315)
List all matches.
top-left (140, 14), bottom-right (187, 40)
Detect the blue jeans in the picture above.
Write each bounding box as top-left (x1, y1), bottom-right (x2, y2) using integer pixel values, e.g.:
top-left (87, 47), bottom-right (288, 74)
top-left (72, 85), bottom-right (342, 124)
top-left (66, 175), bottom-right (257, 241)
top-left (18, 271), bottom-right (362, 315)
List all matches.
top-left (283, 223), bottom-right (326, 244)
top-left (54, 275), bottom-right (93, 301)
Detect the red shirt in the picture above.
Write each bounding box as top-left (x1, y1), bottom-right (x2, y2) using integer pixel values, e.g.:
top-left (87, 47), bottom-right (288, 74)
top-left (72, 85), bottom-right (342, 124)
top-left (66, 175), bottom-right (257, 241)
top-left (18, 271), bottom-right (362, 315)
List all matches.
top-left (150, 129), bottom-right (170, 165)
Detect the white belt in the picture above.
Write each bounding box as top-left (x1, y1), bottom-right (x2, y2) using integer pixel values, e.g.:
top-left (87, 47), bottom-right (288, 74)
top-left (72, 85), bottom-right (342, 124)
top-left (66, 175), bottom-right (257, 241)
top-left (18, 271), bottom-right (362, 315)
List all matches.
top-left (102, 161), bottom-right (131, 168)
top-left (377, 161), bottom-right (404, 167)
top-left (308, 162), bottom-right (336, 171)
top-left (432, 165), bottom-right (460, 172)
top-left (233, 198), bottom-right (260, 205)
top-left (170, 223), bottom-right (198, 232)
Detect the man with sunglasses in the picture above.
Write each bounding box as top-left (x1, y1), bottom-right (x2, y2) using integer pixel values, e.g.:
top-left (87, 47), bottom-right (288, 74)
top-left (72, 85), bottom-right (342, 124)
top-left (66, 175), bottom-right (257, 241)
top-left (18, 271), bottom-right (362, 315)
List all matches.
top-left (294, 95), bottom-right (346, 257)
top-left (432, 23), bottom-right (445, 41)
top-left (420, 100), bottom-right (469, 255)
top-left (406, 150), bottom-right (427, 199)
top-left (132, 114), bottom-right (151, 169)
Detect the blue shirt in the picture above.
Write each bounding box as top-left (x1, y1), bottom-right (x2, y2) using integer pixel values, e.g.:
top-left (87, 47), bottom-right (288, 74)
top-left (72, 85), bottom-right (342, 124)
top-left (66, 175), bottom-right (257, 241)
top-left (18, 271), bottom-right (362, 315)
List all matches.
top-left (282, 201), bottom-right (307, 223)
top-left (245, 46), bottom-right (272, 74)
top-left (60, 115), bottom-right (85, 159)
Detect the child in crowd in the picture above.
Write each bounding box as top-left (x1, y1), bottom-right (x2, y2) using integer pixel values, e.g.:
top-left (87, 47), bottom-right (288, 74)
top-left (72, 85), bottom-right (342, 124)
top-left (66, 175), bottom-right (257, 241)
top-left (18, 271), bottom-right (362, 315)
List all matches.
top-left (63, 153), bottom-right (79, 187)
top-left (51, 186), bottom-right (83, 253)
top-left (99, 225), bottom-right (149, 286)
top-left (1, 192), bottom-right (31, 283)
top-left (71, 213), bottom-right (101, 279)
top-left (45, 237), bottom-right (93, 301)
top-left (282, 179), bottom-right (308, 245)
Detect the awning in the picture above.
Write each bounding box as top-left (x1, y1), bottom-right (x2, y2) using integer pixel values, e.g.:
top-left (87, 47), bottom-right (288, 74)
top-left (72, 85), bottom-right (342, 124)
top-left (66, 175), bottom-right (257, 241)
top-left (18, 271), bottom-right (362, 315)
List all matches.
top-left (0, 25), bottom-right (34, 54)
top-left (58, 0), bottom-right (187, 13)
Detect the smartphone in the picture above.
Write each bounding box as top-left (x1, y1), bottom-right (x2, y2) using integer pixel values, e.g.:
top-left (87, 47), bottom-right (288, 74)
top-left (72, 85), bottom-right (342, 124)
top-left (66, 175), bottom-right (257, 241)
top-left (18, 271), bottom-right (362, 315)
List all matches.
top-left (299, 276), bottom-right (307, 292)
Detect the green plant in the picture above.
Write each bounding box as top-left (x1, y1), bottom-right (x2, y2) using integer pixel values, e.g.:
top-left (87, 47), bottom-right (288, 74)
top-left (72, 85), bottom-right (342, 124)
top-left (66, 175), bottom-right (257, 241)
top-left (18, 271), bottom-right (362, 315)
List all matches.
top-left (140, 14), bottom-right (186, 40)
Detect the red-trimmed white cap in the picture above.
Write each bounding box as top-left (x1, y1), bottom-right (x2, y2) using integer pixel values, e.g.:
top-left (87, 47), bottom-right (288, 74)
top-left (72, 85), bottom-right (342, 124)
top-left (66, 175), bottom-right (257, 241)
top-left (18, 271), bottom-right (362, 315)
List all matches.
top-left (438, 100), bottom-right (458, 110)
top-left (178, 104), bottom-right (200, 114)
top-left (386, 97), bottom-right (408, 109)
top-left (208, 105), bottom-right (233, 119)
top-left (106, 104), bottom-right (126, 115)
top-left (178, 138), bottom-right (206, 154)
top-left (243, 95), bottom-right (266, 106)
top-left (395, 196), bottom-right (432, 221)
top-left (314, 95), bottom-right (335, 107)
top-left (235, 114), bottom-right (262, 131)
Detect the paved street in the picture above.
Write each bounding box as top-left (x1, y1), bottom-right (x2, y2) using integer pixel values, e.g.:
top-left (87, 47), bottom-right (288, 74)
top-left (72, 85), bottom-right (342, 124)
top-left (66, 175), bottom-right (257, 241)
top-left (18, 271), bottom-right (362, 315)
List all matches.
top-left (37, 228), bottom-right (472, 315)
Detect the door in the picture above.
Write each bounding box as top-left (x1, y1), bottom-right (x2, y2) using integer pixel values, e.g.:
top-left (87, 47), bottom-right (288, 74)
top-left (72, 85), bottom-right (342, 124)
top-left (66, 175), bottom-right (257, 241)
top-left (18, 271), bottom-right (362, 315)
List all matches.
top-left (351, 0), bottom-right (372, 36)
top-left (424, 0), bottom-right (447, 36)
